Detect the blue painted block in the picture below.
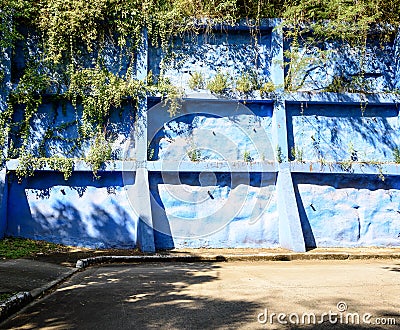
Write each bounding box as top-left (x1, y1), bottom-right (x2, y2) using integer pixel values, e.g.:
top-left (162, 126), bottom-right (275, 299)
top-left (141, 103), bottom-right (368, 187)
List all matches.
top-left (6, 171), bottom-right (139, 248)
top-left (293, 173), bottom-right (400, 247)
top-left (287, 103), bottom-right (400, 163)
top-left (284, 37), bottom-right (398, 92)
top-left (148, 99), bottom-right (274, 162)
top-left (149, 172), bottom-right (278, 249)
top-left (149, 28), bottom-right (273, 96)
top-left (0, 169), bottom-right (7, 238)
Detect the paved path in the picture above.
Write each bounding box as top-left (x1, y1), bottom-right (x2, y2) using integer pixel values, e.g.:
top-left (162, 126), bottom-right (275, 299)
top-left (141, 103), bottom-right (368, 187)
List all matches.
top-left (0, 259), bottom-right (74, 295)
top-left (1, 260), bottom-right (399, 329)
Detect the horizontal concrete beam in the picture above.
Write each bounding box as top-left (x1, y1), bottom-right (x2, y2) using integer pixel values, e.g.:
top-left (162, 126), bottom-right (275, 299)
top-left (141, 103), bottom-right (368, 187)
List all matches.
top-left (147, 160), bottom-right (278, 172)
top-left (6, 159), bottom-right (279, 173)
top-left (285, 92), bottom-right (400, 105)
top-left (7, 159), bottom-right (400, 176)
top-left (290, 161), bottom-right (400, 176)
top-left (6, 159), bottom-right (139, 172)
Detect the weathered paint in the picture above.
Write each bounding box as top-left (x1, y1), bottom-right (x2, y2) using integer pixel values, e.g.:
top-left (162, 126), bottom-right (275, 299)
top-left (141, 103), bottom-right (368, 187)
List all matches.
top-left (6, 172), bottom-right (138, 248)
top-left (149, 28), bottom-right (273, 95)
top-left (148, 99), bottom-right (274, 162)
top-left (287, 103), bottom-right (400, 163)
top-left (293, 173), bottom-right (400, 248)
top-left (0, 169), bottom-right (7, 238)
top-left (11, 101), bottom-right (135, 160)
top-left (1, 22), bottom-right (400, 250)
top-left (284, 37), bottom-right (400, 92)
top-left (149, 172), bottom-right (278, 249)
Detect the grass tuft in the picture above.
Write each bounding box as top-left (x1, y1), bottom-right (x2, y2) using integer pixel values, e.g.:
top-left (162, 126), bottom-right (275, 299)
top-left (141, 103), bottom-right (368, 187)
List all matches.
top-left (0, 237), bottom-right (68, 260)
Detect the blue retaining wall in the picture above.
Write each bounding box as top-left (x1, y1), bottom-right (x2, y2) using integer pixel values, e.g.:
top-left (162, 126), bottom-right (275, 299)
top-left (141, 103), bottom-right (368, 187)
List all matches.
top-left (1, 20), bottom-right (400, 251)
top-left (150, 172), bottom-right (278, 249)
top-left (293, 174), bottom-right (400, 248)
top-left (6, 171), bottom-right (138, 248)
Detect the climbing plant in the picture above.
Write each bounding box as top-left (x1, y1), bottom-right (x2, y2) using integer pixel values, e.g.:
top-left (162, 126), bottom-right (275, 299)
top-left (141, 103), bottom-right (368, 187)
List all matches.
top-left (280, 0), bottom-right (400, 91)
top-left (0, 0), bottom-right (400, 180)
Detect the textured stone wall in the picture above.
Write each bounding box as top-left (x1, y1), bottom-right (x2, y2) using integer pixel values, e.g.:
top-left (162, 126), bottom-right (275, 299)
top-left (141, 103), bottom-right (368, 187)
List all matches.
top-left (6, 172), bottom-right (138, 248)
top-left (294, 174), bottom-right (400, 248)
top-left (1, 21), bottom-right (400, 251)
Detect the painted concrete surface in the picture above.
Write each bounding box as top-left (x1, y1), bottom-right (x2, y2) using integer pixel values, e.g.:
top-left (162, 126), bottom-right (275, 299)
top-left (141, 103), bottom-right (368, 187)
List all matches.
top-left (293, 174), bottom-right (400, 248)
top-left (6, 172), bottom-right (138, 248)
top-left (148, 99), bottom-right (274, 162)
top-left (277, 165), bottom-right (306, 252)
top-left (149, 28), bottom-right (273, 95)
top-left (287, 103), bottom-right (400, 163)
top-left (286, 37), bottom-right (400, 92)
top-left (149, 172), bottom-right (278, 249)
top-left (2, 23), bottom-right (400, 251)
top-left (11, 101), bottom-right (135, 160)
top-left (0, 169), bottom-right (7, 238)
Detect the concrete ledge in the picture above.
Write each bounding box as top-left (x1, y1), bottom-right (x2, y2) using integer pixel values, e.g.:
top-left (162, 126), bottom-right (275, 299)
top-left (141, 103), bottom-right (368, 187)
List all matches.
top-left (0, 268), bottom-right (78, 323)
top-left (285, 91), bottom-right (400, 105)
top-left (29, 268), bottom-right (78, 299)
top-left (290, 161), bottom-right (400, 175)
top-left (0, 292), bottom-right (31, 322)
top-left (6, 159), bottom-right (138, 172)
top-left (148, 160), bottom-right (278, 172)
top-left (6, 159), bottom-right (279, 173)
top-left (75, 252), bottom-right (400, 269)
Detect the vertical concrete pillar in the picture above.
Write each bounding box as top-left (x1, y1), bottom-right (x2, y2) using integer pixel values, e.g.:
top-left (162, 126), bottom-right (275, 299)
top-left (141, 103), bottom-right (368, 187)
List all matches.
top-left (270, 19), bottom-right (285, 92)
top-left (133, 29), bottom-right (155, 252)
top-left (270, 20), bottom-right (306, 252)
top-left (129, 168), bottom-right (155, 252)
top-left (270, 19), bottom-right (287, 162)
top-left (274, 101), bottom-right (306, 252)
top-left (0, 21), bottom-right (12, 239)
top-left (0, 169), bottom-right (7, 238)
top-left (277, 165), bottom-right (306, 252)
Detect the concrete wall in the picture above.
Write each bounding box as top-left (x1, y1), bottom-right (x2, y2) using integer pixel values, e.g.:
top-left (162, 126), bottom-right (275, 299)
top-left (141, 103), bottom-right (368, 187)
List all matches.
top-left (1, 20), bottom-right (400, 251)
top-left (293, 174), bottom-right (400, 248)
top-left (150, 172), bottom-right (278, 249)
top-left (6, 171), bottom-right (138, 248)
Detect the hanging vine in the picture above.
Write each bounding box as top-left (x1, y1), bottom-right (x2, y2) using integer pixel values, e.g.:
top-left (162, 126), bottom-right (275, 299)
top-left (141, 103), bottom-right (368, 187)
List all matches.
top-left (0, 0), bottom-right (399, 180)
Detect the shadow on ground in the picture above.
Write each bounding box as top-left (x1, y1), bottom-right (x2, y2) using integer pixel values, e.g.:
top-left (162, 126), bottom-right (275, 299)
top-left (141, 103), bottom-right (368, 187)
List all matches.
top-left (0, 263), bottom-right (262, 329)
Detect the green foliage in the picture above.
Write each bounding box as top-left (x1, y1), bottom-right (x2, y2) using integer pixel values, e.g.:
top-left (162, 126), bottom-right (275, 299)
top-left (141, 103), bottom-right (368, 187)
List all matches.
top-left (9, 65), bottom-right (50, 143)
top-left (147, 72), bottom-right (183, 116)
top-left (86, 128), bottom-right (112, 178)
top-left (46, 157), bottom-right (74, 181)
top-left (37, 0), bottom-right (145, 63)
top-left (291, 146), bottom-right (304, 162)
top-left (0, 293), bottom-right (14, 302)
top-left (68, 66), bottom-right (143, 136)
top-left (207, 71), bottom-right (230, 95)
top-left (393, 147), bottom-right (400, 164)
top-left (276, 145), bottom-right (283, 163)
top-left (188, 72), bottom-right (205, 90)
top-left (15, 151), bottom-right (74, 182)
top-left (243, 150), bottom-right (252, 162)
top-left (15, 149), bottom-right (43, 182)
top-left (0, 237), bottom-right (67, 259)
top-left (280, 0), bottom-right (400, 92)
top-left (235, 72), bottom-right (255, 94)
top-left (259, 81), bottom-right (277, 97)
top-left (187, 147), bottom-right (201, 162)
